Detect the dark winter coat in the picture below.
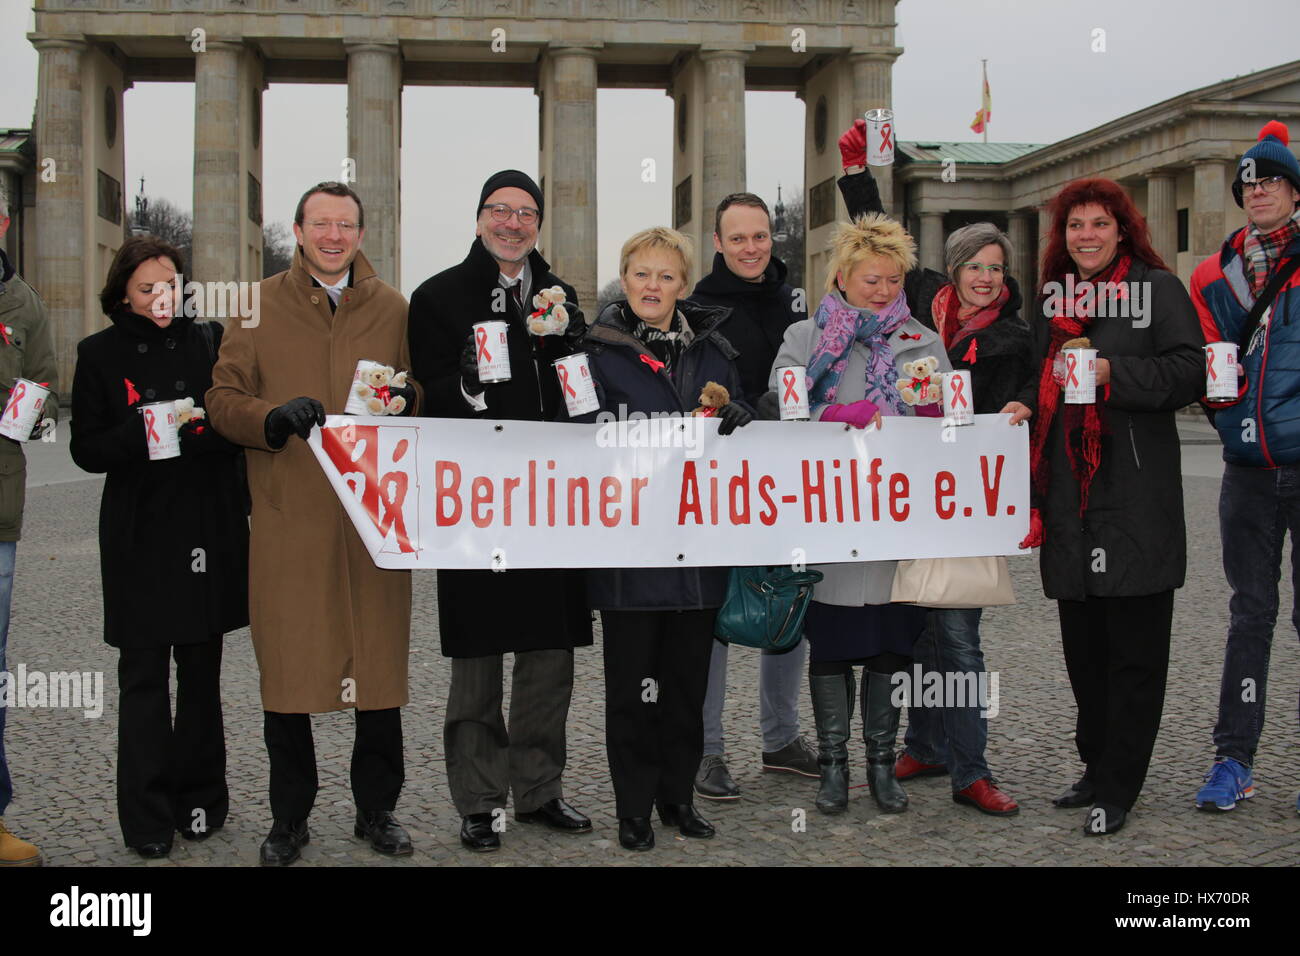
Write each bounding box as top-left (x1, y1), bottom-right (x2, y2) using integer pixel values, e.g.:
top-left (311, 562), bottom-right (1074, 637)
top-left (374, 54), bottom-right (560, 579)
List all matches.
top-left (1014, 259), bottom-right (1204, 601)
top-left (939, 276), bottom-right (1036, 415)
top-left (689, 252), bottom-right (802, 406)
top-left (837, 171), bottom-right (948, 328)
top-left (407, 238), bottom-right (592, 657)
top-left (569, 298), bottom-right (748, 612)
top-left (70, 310), bottom-right (249, 648)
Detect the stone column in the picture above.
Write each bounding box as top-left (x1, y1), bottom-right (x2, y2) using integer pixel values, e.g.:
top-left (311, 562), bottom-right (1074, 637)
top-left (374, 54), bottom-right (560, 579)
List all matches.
top-left (1007, 211), bottom-right (1036, 298)
top-left (700, 50), bottom-right (747, 236)
top-left (33, 37), bottom-right (86, 394)
top-left (192, 42), bottom-right (243, 285)
top-left (538, 47), bottom-right (598, 307)
top-left (850, 52), bottom-right (897, 214)
top-left (1193, 160), bottom-right (1230, 258)
top-left (346, 43), bottom-right (402, 287)
top-left (919, 212), bottom-right (944, 274)
top-left (1038, 204), bottom-right (1054, 276)
top-left (1146, 172), bottom-right (1177, 267)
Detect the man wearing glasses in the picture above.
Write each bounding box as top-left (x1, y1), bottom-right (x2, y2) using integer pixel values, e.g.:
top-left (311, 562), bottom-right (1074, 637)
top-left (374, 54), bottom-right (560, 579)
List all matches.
top-left (408, 170), bottom-right (593, 852)
top-left (1191, 121), bottom-right (1300, 816)
top-left (209, 181), bottom-right (420, 865)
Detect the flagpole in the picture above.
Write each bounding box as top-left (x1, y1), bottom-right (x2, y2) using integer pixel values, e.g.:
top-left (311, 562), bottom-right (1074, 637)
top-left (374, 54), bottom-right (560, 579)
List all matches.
top-left (981, 59), bottom-right (988, 144)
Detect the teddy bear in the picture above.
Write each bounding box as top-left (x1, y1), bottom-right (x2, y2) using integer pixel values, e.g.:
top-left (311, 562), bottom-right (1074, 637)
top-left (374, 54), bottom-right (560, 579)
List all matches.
top-left (173, 396), bottom-right (207, 436)
top-left (693, 381), bottom-right (731, 417)
top-left (527, 285), bottom-right (570, 336)
top-left (896, 356), bottom-right (943, 405)
top-left (353, 365), bottom-right (410, 415)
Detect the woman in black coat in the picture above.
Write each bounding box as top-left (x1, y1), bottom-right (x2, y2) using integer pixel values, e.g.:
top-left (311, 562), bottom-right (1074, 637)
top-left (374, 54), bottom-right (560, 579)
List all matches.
top-left (70, 236), bottom-right (249, 858)
top-left (897, 222), bottom-right (1031, 818)
top-left (1004, 179), bottom-right (1204, 835)
top-left (567, 226), bottom-right (752, 851)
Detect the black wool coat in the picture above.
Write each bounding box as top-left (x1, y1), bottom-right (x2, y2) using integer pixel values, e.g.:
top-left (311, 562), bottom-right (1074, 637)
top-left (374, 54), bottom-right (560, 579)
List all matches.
top-left (407, 238), bottom-right (592, 657)
top-left (70, 310), bottom-right (250, 648)
top-left (689, 252), bottom-right (802, 406)
top-left (1014, 259), bottom-right (1205, 601)
top-left (569, 299), bottom-right (748, 612)
top-left (941, 276), bottom-right (1036, 415)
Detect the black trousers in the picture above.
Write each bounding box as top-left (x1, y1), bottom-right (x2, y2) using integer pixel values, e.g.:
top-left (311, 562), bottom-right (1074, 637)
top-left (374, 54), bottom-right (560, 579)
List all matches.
top-left (1058, 591), bottom-right (1174, 811)
top-left (263, 708), bottom-right (404, 822)
top-left (601, 609), bottom-right (716, 818)
top-left (443, 649), bottom-right (574, 816)
top-left (117, 638), bottom-right (227, 846)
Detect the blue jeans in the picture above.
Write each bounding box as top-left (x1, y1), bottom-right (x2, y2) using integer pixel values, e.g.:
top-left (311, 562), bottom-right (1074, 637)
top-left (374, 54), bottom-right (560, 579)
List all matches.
top-left (0, 541), bottom-right (16, 815)
top-left (1213, 462), bottom-right (1300, 766)
top-left (702, 638), bottom-right (807, 755)
top-left (903, 607), bottom-right (991, 791)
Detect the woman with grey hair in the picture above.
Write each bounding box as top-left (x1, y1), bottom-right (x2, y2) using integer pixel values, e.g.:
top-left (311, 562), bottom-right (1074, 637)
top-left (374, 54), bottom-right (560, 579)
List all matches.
top-left (894, 221), bottom-right (1033, 817)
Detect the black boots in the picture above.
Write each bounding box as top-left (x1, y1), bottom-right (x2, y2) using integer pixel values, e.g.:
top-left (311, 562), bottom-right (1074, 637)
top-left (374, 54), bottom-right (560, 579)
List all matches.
top-left (862, 671), bottom-right (908, 813)
top-left (809, 671), bottom-right (856, 814)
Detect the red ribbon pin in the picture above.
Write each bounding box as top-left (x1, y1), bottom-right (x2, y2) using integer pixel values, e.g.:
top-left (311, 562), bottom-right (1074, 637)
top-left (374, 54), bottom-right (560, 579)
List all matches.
top-left (962, 339), bottom-right (978, 364)
top-left (639, 354), bottom-right (665, 374)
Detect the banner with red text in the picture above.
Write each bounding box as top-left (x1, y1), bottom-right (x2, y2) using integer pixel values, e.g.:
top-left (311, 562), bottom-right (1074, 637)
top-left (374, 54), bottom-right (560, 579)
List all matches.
top-left (306, 414), bottom-right (1031, 570)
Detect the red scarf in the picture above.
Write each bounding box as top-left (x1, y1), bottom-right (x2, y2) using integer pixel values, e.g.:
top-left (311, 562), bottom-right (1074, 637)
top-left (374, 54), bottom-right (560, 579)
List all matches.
top-left (933, 283), bottom-right (1010, 352)
top-left (1029, 254), bottom-right (1131, 518)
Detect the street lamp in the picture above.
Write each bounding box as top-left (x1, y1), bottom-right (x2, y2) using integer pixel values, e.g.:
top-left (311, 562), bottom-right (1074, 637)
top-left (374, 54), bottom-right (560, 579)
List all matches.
top-left (773, 183), bottom-right (788, 244)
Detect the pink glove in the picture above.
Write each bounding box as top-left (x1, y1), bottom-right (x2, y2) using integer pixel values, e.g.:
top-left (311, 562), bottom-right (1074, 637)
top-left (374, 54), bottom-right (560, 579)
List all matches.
top-left (914, 402), bottom-right (943, 418)
top-left (820, 399), bottom-right (879, 428)
top-left (1018, 508), bottom-right (1043, 550)
top-left (838, 119), bottom-right (867, 169)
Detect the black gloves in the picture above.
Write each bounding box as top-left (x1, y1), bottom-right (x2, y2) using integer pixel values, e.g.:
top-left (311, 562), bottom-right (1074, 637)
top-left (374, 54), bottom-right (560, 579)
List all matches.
top-left (389, 382), bottom-right (417, 416)
top-left (265, 396), bottom-right (326, 448)
top-left (460, 332), bottom-right (484, 396)
top-left (562, 305), bottom-right (589, 350)
top-left (716, 402), bottom-right (753, 436)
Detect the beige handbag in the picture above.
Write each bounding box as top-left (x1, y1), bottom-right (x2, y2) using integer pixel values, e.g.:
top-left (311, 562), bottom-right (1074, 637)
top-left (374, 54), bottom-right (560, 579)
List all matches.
top-left (889, 556), bottom-right (1014, 609)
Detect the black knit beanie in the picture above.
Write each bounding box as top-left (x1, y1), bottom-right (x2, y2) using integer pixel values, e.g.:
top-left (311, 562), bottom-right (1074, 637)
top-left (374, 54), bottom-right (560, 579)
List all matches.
top-left (477, 170), bottom-right (544, 224)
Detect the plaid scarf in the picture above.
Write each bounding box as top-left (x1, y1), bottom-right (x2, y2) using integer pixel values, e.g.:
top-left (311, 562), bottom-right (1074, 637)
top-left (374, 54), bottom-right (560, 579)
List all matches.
top-left (1029, 253), bottom-right (1131, 518)
top-left (631, 306), bottom-right (693, 372)
top-left (1242, 211), bottom-right (1300, 296)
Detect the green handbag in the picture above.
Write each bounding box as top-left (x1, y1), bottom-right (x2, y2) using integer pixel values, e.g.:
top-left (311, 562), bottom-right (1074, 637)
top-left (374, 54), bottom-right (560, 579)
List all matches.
top-left (714, 566), bottom-right (824, 651)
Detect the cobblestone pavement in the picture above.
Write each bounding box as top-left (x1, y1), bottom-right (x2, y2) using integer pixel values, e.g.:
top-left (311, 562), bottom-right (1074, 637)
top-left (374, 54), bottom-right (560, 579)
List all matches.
top-left (4, 432), bottom-right (1297, 867)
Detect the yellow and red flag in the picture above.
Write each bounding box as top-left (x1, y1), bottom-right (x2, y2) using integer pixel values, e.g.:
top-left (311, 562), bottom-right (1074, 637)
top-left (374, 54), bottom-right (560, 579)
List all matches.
top-left (970, 62), bottom-right (991, 134)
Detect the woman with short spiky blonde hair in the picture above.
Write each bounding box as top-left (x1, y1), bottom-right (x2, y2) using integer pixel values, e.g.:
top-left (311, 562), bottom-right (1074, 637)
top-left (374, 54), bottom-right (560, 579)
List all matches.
top-left (765, 213), bottom-right (950, 818)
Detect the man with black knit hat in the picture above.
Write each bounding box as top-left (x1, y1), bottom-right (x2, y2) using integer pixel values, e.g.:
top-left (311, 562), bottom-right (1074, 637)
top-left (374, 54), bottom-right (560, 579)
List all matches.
top-left (408, 170), bottom-right (593, 851)
top-left (1192, 120), bottom-right (1300, 816)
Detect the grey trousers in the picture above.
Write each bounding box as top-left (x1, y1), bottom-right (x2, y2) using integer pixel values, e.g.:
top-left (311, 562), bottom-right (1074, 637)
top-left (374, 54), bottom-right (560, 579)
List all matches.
top-left (702, 638), bottom-right (807, 755)
top-left (443, 648), bottom-right (574, 816)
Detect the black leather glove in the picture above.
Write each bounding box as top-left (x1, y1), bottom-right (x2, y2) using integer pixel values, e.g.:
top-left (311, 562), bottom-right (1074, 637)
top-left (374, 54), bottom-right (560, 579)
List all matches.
top-left (389, 382), bottom-right (417, 416)
top-left (716, 402), bottom-right (753, 436)
top-left (460, 332), bottom-right (484, 397)
top-left (562, 305), bottom-right (589, 350)
top-left (265, 396), bottom-right (326, 448)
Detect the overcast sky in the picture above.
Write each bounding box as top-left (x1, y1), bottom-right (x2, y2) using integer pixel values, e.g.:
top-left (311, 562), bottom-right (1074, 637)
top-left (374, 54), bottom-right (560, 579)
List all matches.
top-left (3, 0), bottom-right (1298, 295)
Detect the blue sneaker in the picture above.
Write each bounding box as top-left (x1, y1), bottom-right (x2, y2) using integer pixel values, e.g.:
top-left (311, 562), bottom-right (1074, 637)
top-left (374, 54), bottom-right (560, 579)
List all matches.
top-left (1195, 758), bottom-right (1255, 811)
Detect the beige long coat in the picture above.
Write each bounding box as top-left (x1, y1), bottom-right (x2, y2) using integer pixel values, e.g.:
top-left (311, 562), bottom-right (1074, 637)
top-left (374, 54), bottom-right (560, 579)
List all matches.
top-left (207, 249), bottom-right (420, 713)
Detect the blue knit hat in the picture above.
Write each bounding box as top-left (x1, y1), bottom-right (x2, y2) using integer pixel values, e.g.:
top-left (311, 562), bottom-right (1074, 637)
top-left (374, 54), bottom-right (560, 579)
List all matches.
top-left (1232, 121), bottom-right (1300, 208)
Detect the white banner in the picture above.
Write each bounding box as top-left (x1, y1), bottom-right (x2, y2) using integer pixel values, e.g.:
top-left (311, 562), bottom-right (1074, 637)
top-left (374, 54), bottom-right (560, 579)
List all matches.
top-left (306, 414), bottom-right (1031, 570)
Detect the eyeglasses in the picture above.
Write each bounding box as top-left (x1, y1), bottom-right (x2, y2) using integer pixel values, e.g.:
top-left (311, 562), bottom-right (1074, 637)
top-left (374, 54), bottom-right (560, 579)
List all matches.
top-left (480, 203), bottom-right (539, 226)
top-left (959, 262), bottom-right (1006, 276)
top-left (1241, 175), bottom-right (1289, 195)
top-left (305, 219), bottom-right (360, 234)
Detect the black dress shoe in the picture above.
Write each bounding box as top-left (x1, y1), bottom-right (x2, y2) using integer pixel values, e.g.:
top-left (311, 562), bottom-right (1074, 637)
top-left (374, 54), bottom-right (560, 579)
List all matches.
top-left (130, 841), bottom-right (172, 859)
top-left (515, 797), bottom-right (592, 833)
top-left (1053, 776), bottom-right (1096, 808)
top-left (618, 817), bottom-right (654, 851)
top-left (459, 813), bottom-right (501, 852)
top-left (1083, 802), bottom-right (1127, 836)
top-left (178, 823), bottom-right (223, 842)
top-left (656, 802), bottom-right (716, 838)
top-left (259, 819), bottom-right (309, 866)
top-left (355, 810), bottom-right (413, 855)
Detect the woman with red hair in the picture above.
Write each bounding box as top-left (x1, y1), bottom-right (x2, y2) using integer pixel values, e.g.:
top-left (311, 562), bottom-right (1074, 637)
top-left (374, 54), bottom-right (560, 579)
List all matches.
top-left (1003, 178), bottom-right (1203, 835)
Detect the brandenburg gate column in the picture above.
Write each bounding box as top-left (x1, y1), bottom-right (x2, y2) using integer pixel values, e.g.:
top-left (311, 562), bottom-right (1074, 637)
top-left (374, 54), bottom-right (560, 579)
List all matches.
top-left (538, 45), bottom-right (599, 309)
top-left (850, 51), bottom-right (899, 215)
top-left (1192, 160), bottom-right (1230, 259)
top-left (345, 42), bottom-right (402, 288)
top-left (32, 37), bottom-right (87, 392)
top-left (1146, 172), bottom-right (1177, 269)
top-left (1006, 211), bottom-right (1036, 299)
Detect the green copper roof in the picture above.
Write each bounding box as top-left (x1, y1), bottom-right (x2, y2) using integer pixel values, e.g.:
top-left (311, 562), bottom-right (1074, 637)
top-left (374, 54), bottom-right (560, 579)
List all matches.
top-left (898, 142), bottom-right (1045, 164)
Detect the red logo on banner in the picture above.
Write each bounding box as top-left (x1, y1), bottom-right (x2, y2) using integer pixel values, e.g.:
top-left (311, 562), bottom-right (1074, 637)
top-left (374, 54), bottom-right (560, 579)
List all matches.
top-left (321, 423), bottom-right (420, 554)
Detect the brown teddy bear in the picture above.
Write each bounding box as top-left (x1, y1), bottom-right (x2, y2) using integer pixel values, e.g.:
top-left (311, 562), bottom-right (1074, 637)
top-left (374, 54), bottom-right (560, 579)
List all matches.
top-left (527, 285), bottom-right (570, 336)
top-left (896, 356), bottom-right (943, 405)
top-left (693, 382), bottom-right (731, 417)
top-left (354, 365), bottom-right (410, 415)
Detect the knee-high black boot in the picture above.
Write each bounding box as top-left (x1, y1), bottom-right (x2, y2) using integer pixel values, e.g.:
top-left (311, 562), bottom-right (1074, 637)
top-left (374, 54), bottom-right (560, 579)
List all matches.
top-left (862, 671), bottom-right (908, 813)
top-left (809, 671), bottom-right (855, 814)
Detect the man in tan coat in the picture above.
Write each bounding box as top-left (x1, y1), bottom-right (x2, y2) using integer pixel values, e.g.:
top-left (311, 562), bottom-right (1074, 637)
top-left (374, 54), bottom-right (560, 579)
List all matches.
top-left (208, 182), bottom-right (420, 866)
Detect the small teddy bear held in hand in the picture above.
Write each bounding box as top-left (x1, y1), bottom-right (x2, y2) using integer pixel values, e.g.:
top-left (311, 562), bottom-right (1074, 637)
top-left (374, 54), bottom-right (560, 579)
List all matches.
top-left (692, 382), bottom-right (731, 417)
top-left (896, 356), bottom-right (943, 406)
top-left (174, 396), bottom-right (207, 434)
top-left (527, 285), bottom-right (570, 337)
top-left (354, 365), bottom-right (410, 415)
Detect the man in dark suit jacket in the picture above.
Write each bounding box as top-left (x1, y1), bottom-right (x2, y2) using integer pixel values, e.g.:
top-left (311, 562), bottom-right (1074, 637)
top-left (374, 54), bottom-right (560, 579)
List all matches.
top-left (407, 170), bottom-right (593, 852)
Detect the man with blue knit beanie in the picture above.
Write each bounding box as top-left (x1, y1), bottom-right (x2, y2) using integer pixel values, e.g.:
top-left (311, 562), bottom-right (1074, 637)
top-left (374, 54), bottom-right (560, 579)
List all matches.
top-left (1191, 119), bottom-right (1300, 815)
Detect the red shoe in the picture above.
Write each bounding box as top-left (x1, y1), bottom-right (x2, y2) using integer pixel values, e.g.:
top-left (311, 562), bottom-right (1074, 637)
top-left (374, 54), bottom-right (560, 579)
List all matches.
top-left (894, 752), bottom-right (947, 781)
top-left (953, 779), bottom-right (1019, 816)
